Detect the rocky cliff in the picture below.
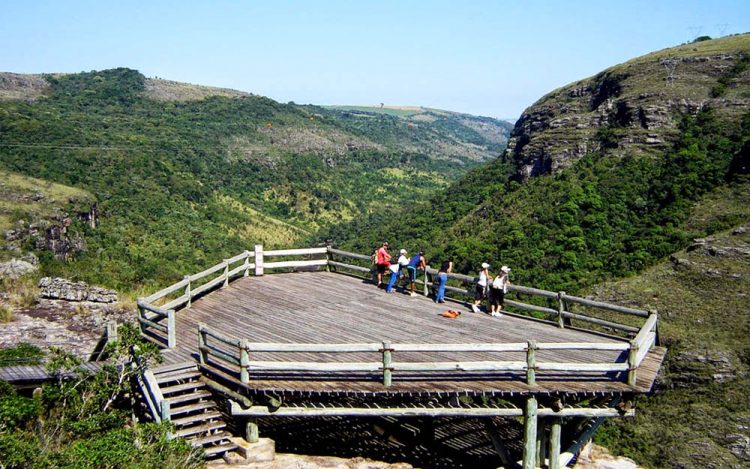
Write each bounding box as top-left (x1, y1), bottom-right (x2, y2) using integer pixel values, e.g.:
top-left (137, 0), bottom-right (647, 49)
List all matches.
top-left (505, 34), bottom-right (750, 179)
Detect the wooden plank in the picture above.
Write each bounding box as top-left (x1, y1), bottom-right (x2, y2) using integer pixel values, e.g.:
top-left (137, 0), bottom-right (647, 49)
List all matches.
top-left (328, 248), bottom-right (371, 261)
top-left (191, 275), bottom-right (225, 297)
top-left (265, 247), bottom-right (328, 257)
top-left (328, 261), bottom-right (371, 273)
top-left (189, 262), bottom-right (226, 283)
top-left (264, 259), bottom-right (328, 269)
top-left (562, 294), bottom-right (649, 317)
top-left (561, 311), bottom-right (640, 333)
top-left (137, 300), bottom-right (171, 317)
top-left (145, 279), bottom-right (189, 303)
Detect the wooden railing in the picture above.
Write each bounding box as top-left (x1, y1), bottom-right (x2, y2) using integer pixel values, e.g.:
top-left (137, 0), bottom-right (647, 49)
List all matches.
top-left (139, 245), bottom-right (327, 348)
top-left (141, 244), bottom-right (658, 385)
top-left (198, 324), bottom-right (636, 387)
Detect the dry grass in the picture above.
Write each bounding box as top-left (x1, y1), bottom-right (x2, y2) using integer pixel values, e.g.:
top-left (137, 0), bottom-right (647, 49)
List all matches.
top-left (0, 304), bottom-right (12, 323)
top-left (2, 276), bottom-right (40, 308)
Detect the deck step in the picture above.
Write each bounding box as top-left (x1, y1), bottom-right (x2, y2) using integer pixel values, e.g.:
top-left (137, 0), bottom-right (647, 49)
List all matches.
top-left (190, 431), bottom-right (234, 447)
top-left (171, 411), bottom-right (222, 427)
top-left (161, 381), bottom-right (206, 395)
top-left (166, 389), bottom-right (213, 405)
top-left (156, 370), bottom-right (201, 384)
top-left (171, 401), bottom-right (216, 416)
top-left (174, 421), bottom-right (226, 438)
top-left (152, 361), bottom-right (197, 375)
top-left (203, 442), bottom-right (239, 458)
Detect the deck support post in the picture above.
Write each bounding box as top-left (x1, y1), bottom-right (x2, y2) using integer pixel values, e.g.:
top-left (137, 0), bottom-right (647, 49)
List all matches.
top-left (184, 275), bottom-right (192, 308)
top-left (549, 417), bottom-right (562, 469)
top-left (557, 291), bottom-right (566, 329)
top-left (245, 420), bottom-right (259, 443)
top-left (198, 324), bottom-right (207, 366)
top-left (254, 244), bottom-right (264, 276)
top-left (243, 250), bottom-right (251, 277)
top-left (536, 420), bottom-right (546, 467)
top-left (240, 339), bottom-right (250, 383)
top-left (526, 340), bottom-right (537, 386)
top-left (628, 339), bottom-right (638, 386)
top-left (167, 309), bottom-right (176, 348)
top-left (223, 259), bottom-right (229, 287)
top-left (523, 396), bottom-right (538, 469)
top-left (382, 340), bottom-right (392, 386)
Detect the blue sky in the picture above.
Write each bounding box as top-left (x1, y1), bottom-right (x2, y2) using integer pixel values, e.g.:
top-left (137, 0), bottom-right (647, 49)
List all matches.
top-left (1, 0), bottom-right (748, 119)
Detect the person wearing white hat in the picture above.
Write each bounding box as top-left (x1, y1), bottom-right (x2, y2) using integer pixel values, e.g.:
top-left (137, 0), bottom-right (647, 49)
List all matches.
top-left (385, 249), bottom-right (410, 293)
top-left (489, 266), bottom-right (511, 317)
top-left (471, 262), bottom-right (491, 313)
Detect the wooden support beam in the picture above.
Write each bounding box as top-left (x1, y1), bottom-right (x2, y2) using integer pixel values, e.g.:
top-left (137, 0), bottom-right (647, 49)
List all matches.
top-left (483, 420), bottom-right (514, 468)
top-left (549, 418), bottom-right (562, 469)
top-left (523, 396), bottom-right (538, 469)
top-left (382, 340), bottom-right (392, 386)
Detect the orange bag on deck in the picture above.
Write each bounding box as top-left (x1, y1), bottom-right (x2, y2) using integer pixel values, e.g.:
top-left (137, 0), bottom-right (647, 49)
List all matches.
top-left (441, 310), bottom-right (461, 319)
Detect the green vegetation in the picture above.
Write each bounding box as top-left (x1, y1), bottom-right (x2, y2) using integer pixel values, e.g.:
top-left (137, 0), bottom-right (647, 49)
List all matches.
top-left (591, 185), bottom-right (750, 467)
top-left (0, 68), bottom-right (508, 293)
top-left (0, 324), bottom-right (203, 468)
top-left (0, 344), bottom-right (43, 366)
top-left (325, 109), bottom-right (749, 294)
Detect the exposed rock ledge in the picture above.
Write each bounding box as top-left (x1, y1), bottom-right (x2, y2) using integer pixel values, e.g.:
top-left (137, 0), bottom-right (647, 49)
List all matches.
top-left (574, 442), bottom-right (645, 469)
top-left (39, 277), bottom-right (118, 303)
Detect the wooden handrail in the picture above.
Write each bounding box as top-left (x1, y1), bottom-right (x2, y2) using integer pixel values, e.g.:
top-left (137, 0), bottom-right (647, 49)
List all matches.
top-left (197, 325), bottom-right (633, 386)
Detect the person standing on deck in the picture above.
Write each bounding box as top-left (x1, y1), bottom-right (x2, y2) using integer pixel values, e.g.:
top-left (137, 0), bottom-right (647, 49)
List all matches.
top-left (435, 257), bottom-right (453, 303)
top-left (405, 250), bottom-right (426, 297)
top-left (386, 249), bottom-right (409, 293)
top-left (489, 265), bottom-right (511, 317)
top-left (375, 242), bottom-right (391, 288)
top-left (471, 262), bottom-right (490, 313)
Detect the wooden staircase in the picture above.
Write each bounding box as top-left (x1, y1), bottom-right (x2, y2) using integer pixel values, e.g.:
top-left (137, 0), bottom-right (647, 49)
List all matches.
top-left (151, 362), bottom-right (238, 459)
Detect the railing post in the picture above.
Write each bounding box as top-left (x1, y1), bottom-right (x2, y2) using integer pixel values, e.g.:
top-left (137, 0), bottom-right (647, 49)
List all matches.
top-left (223, 259), bottom-right (229, 287)
top-left (526, 340), bottom-right (537, 386)
top-left (160, 399), bottom-right (171, 423)
top-left (106, 321), bottom-right (118, 343)
top-left (628, 339), bottom-right (638, 386)
top-left (254, 244), bottom-right (264, 276)
top-left (325, 243), bottom-right (331, 272)
top-left (557, 291), bottom-right (566, 329)
top-left (167, 309), bottom-right (176, 348)
top-left (382, 340), bottom-right (392, 386)
top-left (240, 339), bottom-right (250, 383)
top-left (651, 309), bottom-right (660, 346)
top-left (522, 395), bottom-right (538, 469)
top-left (198, 324), bottom-right (207, 366)
top-left (184, 275), bottom-right (192, 308)
top-left (423, 267), bottom-right (429, 296)
top-left (243, 250), bottom-right (251, 277)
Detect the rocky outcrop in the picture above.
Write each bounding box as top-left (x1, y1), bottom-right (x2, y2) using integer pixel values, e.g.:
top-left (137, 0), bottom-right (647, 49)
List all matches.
top-left (574, 442), bottom-right (645, 469)
top-left (38, 277), bottom-right (118, 303)
top-left (670, 351), bottom-right (742, 386)
top-left (506, 36), bottom-right (750, 180)
top-left (0, 254), bottom-right (38, 279)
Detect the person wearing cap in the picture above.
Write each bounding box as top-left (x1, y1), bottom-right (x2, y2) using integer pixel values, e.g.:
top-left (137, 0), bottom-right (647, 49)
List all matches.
top-left (375, 242), bottom-right (391, 288)
top-left (489, 266), bottom-right (511, 317)
top-left (471, 262), bottom-right (491, 313)
top-left (386, 249), bottom-right (409, 293)
top-left (405, 250), bottom-right (426, 297)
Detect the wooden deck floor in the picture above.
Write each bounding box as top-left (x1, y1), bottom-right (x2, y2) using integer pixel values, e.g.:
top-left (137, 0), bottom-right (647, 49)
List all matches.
top-left (162, 272), bottom-right (665, 396)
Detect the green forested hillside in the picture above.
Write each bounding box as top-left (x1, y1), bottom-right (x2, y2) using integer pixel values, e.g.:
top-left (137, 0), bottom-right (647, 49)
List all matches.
top-left (322, 36), bottom-right (750, 469)
top-left (0, 68), bottom-right (509, 291)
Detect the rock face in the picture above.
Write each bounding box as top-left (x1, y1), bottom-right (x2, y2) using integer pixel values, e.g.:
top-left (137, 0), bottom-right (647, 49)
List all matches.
top-left (505, 36), bottom-right (750, 180)
top-left (38, 277), bottom-right (118, 303)
top-left (574, 442), bottom-right (645, 469)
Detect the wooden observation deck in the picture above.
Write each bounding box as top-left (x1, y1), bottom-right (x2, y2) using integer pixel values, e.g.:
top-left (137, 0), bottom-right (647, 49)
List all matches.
top-left (136, 246), bottom-right (666, 468)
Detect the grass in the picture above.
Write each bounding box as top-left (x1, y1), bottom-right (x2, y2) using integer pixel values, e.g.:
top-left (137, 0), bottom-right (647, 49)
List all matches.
top-left (0, 304), bottom-right (12, 323)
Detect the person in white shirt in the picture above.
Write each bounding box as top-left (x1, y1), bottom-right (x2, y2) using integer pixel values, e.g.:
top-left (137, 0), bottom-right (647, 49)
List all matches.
top-left (489, 266), bottom-right (511, 317)
top-left (471, 262), bottom-right (490, 313)
top-left (386, 249), bottom-right (410, 293)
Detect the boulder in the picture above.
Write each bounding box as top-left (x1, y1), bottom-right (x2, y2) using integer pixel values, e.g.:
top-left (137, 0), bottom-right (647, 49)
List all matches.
top-left (38, 277), bottom-right (118, 303)
top-left (0, 258), bottom-right (38, 279)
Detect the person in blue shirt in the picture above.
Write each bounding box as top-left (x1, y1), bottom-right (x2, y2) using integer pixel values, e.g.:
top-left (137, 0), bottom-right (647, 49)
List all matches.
top-left (435, 257), bottom-right (453, 303)
top-left (405, 251), bottom-right (426, 297)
